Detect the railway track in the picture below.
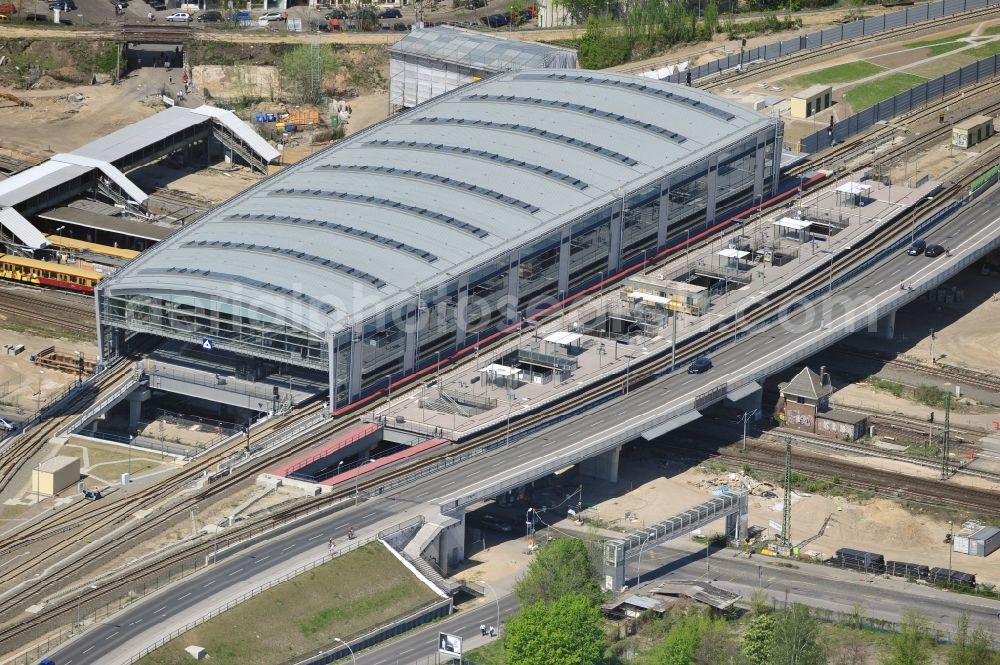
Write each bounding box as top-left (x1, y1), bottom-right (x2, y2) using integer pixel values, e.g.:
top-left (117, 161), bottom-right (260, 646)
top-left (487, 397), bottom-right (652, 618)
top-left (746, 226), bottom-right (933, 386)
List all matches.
top-left (0, 361), bottom-right (135, 493)
top-left (836, 346), bottom-right (1000, 393)
top-left (712, 440), bottom-right (1000, 515)
top-left (698, 5), bottom-right (1000, 92)
top-left (788, 82), bottom-right (1000, 180)
top-left (0, 284), bottom-right (95, 336)
top-left (2, 79), bottom-right (998, 650)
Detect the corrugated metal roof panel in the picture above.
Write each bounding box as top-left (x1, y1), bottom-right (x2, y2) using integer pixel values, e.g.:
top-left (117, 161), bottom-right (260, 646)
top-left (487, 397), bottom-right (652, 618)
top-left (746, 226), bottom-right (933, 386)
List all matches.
top-left (390, 25), bottom-right (577, 70)
top-left (189, 105), bottom-right (280, 163)
top-left (103, 70), bottom-right (774, 337)
top-left (0, 206), bottom-right (48, 249)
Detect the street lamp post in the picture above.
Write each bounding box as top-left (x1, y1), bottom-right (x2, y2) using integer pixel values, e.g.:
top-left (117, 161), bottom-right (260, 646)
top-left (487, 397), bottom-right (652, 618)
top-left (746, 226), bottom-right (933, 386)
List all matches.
top-left (333, 638), bottom-right (356, 665)
top-left (76, 583), bottom-right (98, 633)
top-left (479, 580), bottom-right (501, 637)
top-left (947, 520), bottom-right (953, 588)
top-left (385, 374), bottom-right (392, 420)
top-left (36, 369), bottom-right (44, 414)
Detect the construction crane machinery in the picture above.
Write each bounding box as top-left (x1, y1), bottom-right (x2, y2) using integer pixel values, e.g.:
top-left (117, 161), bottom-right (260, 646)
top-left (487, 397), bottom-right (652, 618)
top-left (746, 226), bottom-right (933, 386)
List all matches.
top-left (0, 89), bottom-right (31, 108)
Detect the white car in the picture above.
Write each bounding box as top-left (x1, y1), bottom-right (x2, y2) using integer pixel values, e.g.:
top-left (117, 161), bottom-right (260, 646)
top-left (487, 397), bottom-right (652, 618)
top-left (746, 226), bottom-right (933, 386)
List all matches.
top-left (258, 10), bottom-right (284, 20)
top-left (0, 417), bottom-right (18, 432)
top-left (165, 11), bottom-right (190, 21)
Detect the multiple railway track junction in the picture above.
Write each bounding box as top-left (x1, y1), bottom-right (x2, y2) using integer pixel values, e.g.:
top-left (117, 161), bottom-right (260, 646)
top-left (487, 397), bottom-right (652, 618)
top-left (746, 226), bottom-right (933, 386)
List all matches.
top-left (2, 5), bottom-right (1000, 664)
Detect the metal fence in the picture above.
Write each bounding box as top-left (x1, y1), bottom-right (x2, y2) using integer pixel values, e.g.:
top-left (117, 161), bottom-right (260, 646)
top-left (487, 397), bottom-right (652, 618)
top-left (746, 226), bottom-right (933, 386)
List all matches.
top-left (658, 0), bottom-right (1000, 87)
top-left (801, 53), bottom-right (1000, 153)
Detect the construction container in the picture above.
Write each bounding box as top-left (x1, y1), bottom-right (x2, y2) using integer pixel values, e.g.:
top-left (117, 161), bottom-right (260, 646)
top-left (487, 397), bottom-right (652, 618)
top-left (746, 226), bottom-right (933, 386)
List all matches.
top-left (952, 115), bottom-right (994, 149)
top-left (969, 526), bottom-right (1000, 557)
top-left (31, 456), bottom-right (81, 497)
top-left (952, 534), bottom-right (971, 554)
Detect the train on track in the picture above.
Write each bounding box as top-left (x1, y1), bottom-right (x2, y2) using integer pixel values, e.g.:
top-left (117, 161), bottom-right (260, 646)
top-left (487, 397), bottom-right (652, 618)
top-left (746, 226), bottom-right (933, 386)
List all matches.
top-left (0, 236), bottom-right (142, 294)
top-left (0, 254), bottom-right (102, 293)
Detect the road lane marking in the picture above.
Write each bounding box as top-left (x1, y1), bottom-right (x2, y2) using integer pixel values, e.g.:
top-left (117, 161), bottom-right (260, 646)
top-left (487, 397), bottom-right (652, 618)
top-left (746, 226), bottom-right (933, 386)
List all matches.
top-left (178, 593), bottom-right (191, 600)
top-left (105, 631), bottom-right (118, 640)
top-left (257, 555), bottom-right (270, 563)
top-left (308, 534), bottom-right (324, 541)
top-left (153, 606), bottom-right (166, 613)
top-left (83, 646), bottom-right (94, 654)
top-left (228, 567), bottom-right (244, 576)
top-left (204, 580), bottom-right (215, 586)
top-left (281, 545), bottom-right (294, 553)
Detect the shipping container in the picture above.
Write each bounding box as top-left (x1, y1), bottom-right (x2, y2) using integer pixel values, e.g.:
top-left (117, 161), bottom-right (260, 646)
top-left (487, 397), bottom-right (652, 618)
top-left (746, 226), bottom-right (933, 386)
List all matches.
top-left (969, 527), bottom-right (1000, 557)
top-left (952, 535), bottom-right (970, 554)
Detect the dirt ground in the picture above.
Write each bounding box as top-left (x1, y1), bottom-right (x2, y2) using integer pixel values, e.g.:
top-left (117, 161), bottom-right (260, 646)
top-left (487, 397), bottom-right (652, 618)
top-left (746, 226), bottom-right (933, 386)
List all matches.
top-left (344, 90), bottom-right (389, 136)
top-left (0, 71), bottom-right (164, 162)
top-left (0, 326), bottom-right (97, 414)
top-left (455, 444), bottom-right (999, 595)
top-left (831, 383), bottom-right (999, 431)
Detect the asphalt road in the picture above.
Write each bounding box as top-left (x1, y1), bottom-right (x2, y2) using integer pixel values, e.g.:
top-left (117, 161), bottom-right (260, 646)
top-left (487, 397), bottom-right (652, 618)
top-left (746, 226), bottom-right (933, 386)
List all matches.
top-left (47, 188), bottom-right (1000, 664)
top-left (354, 538), bottom-right (1000, 665)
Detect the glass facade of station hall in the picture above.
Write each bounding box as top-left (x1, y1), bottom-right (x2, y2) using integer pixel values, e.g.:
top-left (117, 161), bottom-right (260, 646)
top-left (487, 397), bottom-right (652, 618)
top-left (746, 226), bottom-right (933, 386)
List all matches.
top-left (328, 122), bottom-right (782, 406)
top-left (100, 121), bottom-right (782, 408)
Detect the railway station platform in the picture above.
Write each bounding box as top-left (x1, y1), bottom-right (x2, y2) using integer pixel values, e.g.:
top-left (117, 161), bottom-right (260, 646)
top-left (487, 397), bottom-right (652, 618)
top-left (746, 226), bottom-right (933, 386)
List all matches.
top-left (260, 420), bottom-right (449, 492)
top-left (0, 104), bottom-right (278, 234)
top-left (140, 352), bottom-right (320, 413)
top-left (368, 172), bottom-right (943, 461)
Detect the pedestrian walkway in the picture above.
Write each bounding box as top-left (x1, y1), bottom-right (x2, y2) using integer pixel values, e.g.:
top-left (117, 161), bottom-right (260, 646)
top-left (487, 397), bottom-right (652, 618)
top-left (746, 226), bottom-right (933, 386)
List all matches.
top-left (377, 173), bottom-right (942, 441)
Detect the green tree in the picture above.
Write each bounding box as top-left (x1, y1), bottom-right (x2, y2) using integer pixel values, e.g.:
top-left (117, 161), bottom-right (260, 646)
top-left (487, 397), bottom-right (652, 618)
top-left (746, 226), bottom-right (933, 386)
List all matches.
top-left (552, 0), bottom-right (609, 22)
top-left (505, 594), bottom-right (609, 665)
top-left (514, 538), bottom-right (603, 606)
top-left (694, 621), bottom-right (742, 665)
top-left (772, 604), bottom-right (825, 665)
top-left (576, 14), bottom-right (631, 69)
top-left (881, 609), bottom-right (932, 665)
top-left (742, 612), bottom-right (777, 665)
top-left (280, 44), bottom-right (340, 105)
top-left (641, 611), bottom-right (714, 665)
top-left (703, 0), bottom-right (720, 35)
top-left (948, 612), bottom-right (994, 665)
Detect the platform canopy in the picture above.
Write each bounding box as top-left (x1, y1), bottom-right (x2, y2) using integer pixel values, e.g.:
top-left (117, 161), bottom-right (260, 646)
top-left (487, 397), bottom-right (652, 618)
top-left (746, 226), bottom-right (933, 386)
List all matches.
top-left (716, 248), bottom-right (749, 259)
top-left (773, 217), bottom-right (811, 230)
top-left (543, 331), bottom-right (582, 345)
top-left (835, 182), bottom-right (871, 195)
top-left (480, 363), bottom-right (522, 377)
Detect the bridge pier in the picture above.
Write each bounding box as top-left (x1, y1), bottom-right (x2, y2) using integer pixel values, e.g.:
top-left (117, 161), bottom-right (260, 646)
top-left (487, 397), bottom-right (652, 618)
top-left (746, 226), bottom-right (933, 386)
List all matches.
top-left (127, 387), bottom-right (151, 430)
top-left (579, 446), bottom-right (621, 483)
top-left (875, 310), bottom-right (896, 340)
top-left (726, 384), bottom-right (763, 420)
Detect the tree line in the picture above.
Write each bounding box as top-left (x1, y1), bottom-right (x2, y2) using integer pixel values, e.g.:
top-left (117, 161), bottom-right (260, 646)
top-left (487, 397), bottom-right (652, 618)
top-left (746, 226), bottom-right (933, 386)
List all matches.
top-left (474, 536), bottom-right (1000, 665)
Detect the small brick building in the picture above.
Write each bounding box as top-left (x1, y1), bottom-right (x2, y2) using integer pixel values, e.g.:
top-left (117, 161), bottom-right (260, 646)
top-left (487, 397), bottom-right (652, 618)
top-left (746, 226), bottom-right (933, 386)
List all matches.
top-left (778, 366), bottom-right (867, 440)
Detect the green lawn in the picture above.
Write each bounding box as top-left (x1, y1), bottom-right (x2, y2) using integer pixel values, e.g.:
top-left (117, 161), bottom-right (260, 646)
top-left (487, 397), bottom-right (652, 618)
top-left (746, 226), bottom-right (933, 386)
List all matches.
top-left (781, 61), bottom-right (885, 89)
top-left (904, 32), bottom-right (969, 49)
top-left (136, 543), bottom-right (438, 665)
top-left (844, 73), bottom-right (928, 112)
top-left (924, 42), bottom-right (968, 56)
top-left (984, 25), bottom-right (1000, 36)
top-left (966, 40), bottom-right (1000, 59)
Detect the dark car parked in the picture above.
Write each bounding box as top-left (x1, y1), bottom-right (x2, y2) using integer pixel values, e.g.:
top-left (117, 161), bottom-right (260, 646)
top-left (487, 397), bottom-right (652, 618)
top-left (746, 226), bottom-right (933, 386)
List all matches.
top-left (687, 356), bottom-right (712, 374)
top-left (391, 20), bottom-right (407, 30)
top-left (924, 244), bottom-right (946, 257)
top-left (906, 239), bottom-right (926, 256)
top-left (481, 12), bottom-right (509, 26)
top-left (475, 513), bottom-right (514, 533)
top-left (378, 7), bottom-right (401, 18)
top-left (197, 10), bottom-right (223, 20)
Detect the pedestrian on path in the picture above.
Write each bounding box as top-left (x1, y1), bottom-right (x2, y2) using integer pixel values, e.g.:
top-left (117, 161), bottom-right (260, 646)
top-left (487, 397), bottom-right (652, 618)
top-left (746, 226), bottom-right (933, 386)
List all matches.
top-left (489, 626), bottom-right (496, 638)
top-left (480, 624), bottom-right (485, 636)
